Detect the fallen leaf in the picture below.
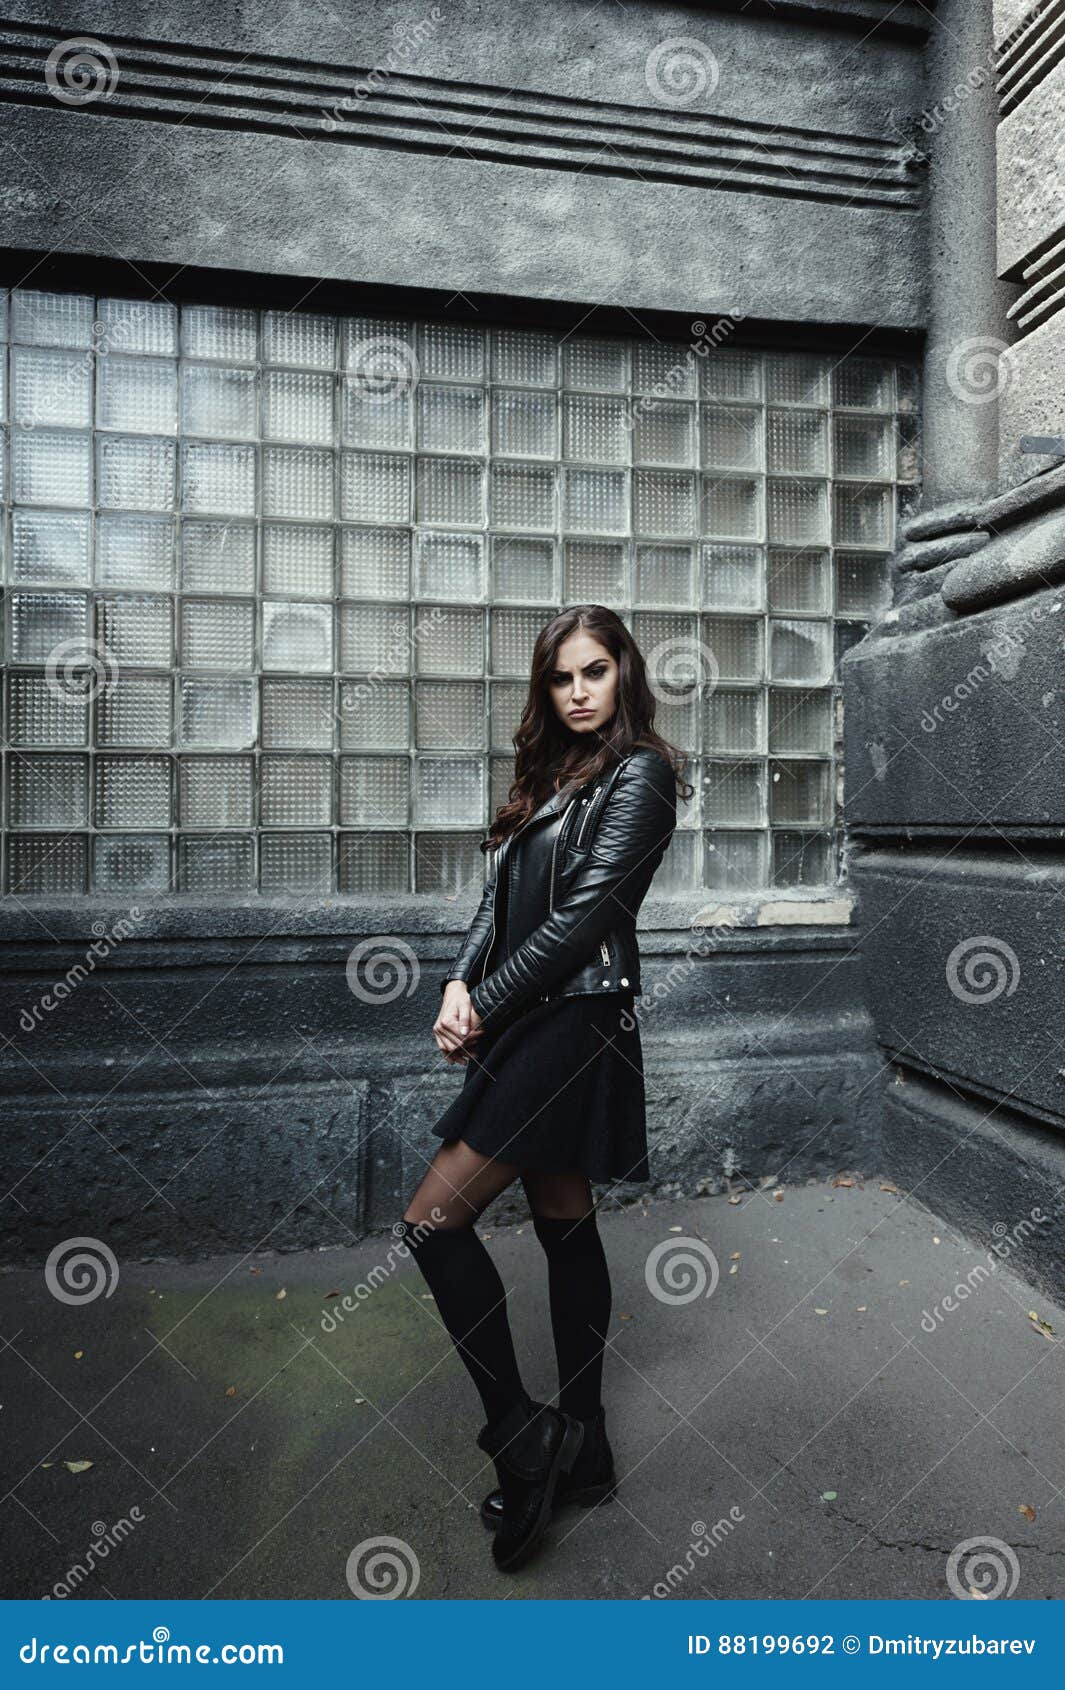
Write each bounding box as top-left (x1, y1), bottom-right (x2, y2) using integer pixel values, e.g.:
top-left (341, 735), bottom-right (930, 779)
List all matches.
top-left (225, 1386), bottom-right (236, 1398)
top-left (857, 1305), bottom-right (867, 1312)
top-left (729, 1264), bottom-right (738, 1275)
top-left (833, 1177), bottom-right (853, 1188)
top-left (64, 1460), bottom-right (93, 1473)
top-left (40, 1462), bottom-right (54, 1469)
top-left (668, 1226), bottom-right (683, 1233)
top-left (1019, 1504), bottom-right (1036, 1522)
top-left (773, 1189), bottom-right (784, 1202)
top-left (730, 1252), bottom-right (741, 1261)
top-left (249, 1267), bottom-right (261, 1275)
top-left (969, 1588), bottom-right (990, 1600)
top-left (618, 1311), bottom-right (633, 1321)
top-left (814, 1307), bottom-right (829, 1315)
top-left (1028, 1311), bottom-right (1055, 1339)
top-left (933, 1236), bottom-right (941, 1245)
top-left (275, 1289), bottom-right (286, 1301)
top-left (73, 1350), bottom-right (83, 1360)
top-left (821, 1490), bottom-right (837, 1501)
top-left (728, 1195), bottom-right (742, 1206)
top-left (899, 1279), bottom-right (909, 1286)
top-left (880, 1182), bottom-right (899, 1194)
top-left (323, 1291), bottom-right (339, 1300)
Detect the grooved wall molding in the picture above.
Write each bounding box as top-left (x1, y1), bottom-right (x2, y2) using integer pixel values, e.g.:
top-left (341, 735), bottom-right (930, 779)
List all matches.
top-left (1007, 232), bottom-right (1065, 336)
top-left (0, 19), bottom-right (921, 211)
top-left (997, 0), bottom-right (1065, 338)
top-left (701, 0), bottom-right (934, 36)
top-left (996, 0), bottom-right (1065, 115)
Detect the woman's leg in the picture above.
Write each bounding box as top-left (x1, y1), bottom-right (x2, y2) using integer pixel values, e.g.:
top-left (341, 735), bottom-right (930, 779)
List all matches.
top-left (522, 1169), bottom-right (612, 1422)
top-left (400, 1139), bottom-right (527, 1426)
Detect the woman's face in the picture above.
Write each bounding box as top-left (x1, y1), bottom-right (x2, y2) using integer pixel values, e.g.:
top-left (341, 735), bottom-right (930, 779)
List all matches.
top-left (548, 631), bottom-right (618, 737)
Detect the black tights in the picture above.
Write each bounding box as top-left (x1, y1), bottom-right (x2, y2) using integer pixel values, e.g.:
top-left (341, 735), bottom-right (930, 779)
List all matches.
top-left (401, 1140), bottom-right (612, 1428)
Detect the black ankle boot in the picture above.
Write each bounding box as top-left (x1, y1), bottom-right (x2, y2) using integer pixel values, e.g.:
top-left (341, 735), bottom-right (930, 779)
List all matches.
top-left (475, 1393), bottom-right (585, 1571)
top-left (480, 1404), bottom-right (616, 1530)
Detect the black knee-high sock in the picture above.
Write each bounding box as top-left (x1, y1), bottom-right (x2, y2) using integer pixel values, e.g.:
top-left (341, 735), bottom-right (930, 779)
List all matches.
top-left (532, 1209), bottom-right (612, 1421)
top-left (401, 1222), bottom-right (528, 1427)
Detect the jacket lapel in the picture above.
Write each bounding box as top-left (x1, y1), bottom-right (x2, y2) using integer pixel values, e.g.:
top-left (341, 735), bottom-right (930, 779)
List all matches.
top-left (496, 757), bottom-right (630, 868)
top-left (526, 786), bottom-right (573, 825)
top-left (495, 783), bottom-right (577, 874)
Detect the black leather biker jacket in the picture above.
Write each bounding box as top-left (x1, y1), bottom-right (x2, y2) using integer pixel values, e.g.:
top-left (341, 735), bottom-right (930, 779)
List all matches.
top-left (439, 747), bottom-right (677, 1031)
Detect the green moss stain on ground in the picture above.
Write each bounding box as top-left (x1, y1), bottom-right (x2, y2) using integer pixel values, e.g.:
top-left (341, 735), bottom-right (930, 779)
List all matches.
top-left (146, 1264), bottom-right (449, 1454)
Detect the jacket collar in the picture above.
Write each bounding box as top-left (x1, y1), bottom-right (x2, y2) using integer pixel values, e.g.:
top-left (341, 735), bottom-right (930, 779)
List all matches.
top-left (526, 785), bottom-right (576, 825)
top-left (509, 752), bottom-right (632, 836)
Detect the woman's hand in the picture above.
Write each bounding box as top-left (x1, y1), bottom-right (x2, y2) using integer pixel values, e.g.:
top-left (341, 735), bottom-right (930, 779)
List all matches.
top-left (434, 981), bottom-right (485, 1065)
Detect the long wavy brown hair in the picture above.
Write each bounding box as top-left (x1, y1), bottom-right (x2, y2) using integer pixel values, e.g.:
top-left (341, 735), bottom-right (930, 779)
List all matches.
top-left (483, 604), bottom-right (694, 852)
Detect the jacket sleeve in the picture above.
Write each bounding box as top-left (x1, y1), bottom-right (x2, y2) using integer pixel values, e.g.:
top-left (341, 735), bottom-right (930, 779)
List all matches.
top-left (439, 849), bottom-right (500, 998)
top-left (468, 751), bottom-right (676, 1027)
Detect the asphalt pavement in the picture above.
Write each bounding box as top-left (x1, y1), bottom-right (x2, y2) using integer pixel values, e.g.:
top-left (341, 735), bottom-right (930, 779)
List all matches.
top-left (3, 1176), bottom-right (1063, 1600)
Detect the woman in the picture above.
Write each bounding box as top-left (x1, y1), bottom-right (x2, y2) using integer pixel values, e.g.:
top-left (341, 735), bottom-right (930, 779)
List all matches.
top-left (396, 603), bottom-right (691, 1575)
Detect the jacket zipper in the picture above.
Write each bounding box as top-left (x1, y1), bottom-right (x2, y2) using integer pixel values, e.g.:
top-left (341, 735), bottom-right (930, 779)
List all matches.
top-left (548, 798), bottom-right (578, 913)
top-left (488, 758), bottom-right (630, 995)
top-left (479, 865), bottom-right (498, 984)
top-left (567, 784), bottom-right (611, 972)
top-left (481, 793), bottom-right (574, 982)
top-left (574, 784), bottom-right (603, 849)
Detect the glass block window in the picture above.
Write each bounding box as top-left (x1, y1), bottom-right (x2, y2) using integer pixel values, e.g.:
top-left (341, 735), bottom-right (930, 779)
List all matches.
top-left (0, 288), bottom-right (915, 895)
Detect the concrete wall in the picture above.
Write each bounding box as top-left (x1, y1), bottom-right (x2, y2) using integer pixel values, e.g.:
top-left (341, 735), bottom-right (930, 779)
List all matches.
top-left (0, 0), bottom-right (927, 327)
top-left (843, 0), bottom-right (1065, 1300)
top-left (995, 0), bottom-right (1065, 485)
top-left (0, 0), bottom-right (933, 1260)
top-left (0, 897), bottom-right (880, 1258)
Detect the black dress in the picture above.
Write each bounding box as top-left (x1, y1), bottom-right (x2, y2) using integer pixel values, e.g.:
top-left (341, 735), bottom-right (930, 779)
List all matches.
top-left (431, 808), bottom-right (651, 1182)
top-left (430, 985), bottom-right (650, 1183)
